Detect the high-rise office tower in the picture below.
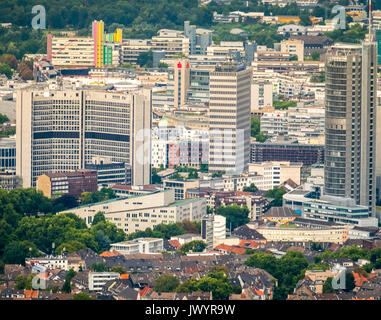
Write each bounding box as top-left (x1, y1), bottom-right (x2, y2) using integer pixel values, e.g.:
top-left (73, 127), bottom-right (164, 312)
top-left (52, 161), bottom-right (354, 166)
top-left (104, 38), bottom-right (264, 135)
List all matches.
top-left (16, 87), bottom-right (151, 188)
top-left (209, 61), bottom-right (251, 174)
top-left (173, 59), bottom-right (190, 109)
top-left (324, 38), bottom-right (378, 216)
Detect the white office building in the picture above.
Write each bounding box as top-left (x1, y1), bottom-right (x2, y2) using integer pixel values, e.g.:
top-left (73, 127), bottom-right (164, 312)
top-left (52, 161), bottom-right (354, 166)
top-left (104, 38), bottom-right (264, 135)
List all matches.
top-left (16, 86), bottom-right (151, 187)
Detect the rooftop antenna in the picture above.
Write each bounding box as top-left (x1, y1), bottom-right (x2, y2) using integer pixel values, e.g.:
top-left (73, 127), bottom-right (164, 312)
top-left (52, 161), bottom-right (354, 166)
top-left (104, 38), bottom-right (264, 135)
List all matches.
top-left (369, 0), bottom-right (372, 40)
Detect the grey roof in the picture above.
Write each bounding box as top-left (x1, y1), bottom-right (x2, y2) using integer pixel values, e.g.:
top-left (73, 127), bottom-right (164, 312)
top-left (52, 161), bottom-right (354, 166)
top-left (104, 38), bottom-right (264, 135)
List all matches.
top-left (117, 287), bottom-right (139, 300)
top-left (263, 207), bottom-right (299, 218)
top-left (232, 225), bottom-right (266, 240)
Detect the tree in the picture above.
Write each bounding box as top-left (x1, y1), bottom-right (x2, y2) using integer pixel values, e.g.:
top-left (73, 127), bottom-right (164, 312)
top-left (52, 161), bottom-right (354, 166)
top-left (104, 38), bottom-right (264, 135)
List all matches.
top-left (154, 274), bottom-right (180, 292)
top-left (345, 272), bottom-right (355, 292)
top-left (217, 204), bottom-right (250, 229)
top-left (157, 62), bottom-right (169, 68)
top-left (200, 163), bottom-right (208, 172)
top-left (0, 54), bottom-right (18, 69)
top-left (180, 240), bottom-right (206, 254)
top-left (62, 269), bottom-right (77, 293)
top-left (80, 188), bottom-right (116, 205)
top-left (177, 220), bottom-right (199, 234)
top-left (289, 54), bottom-right (298, 61)
top-left (242, 183), bottom-right (258, 193)
top-left (3, 241), bottom-right (40, 265)
top-left (0, 63), bottom-right (12, 78)
top-left (151, 168), bottom-right (162, 184)
top-left (72, 292), bottom-right (96, 300)
top-left (55, 240), bottom-right (86, 254)
top-left (273, 100), bottom-right (297, 110)
top-left (90, 262), bottom-right (107, 272)
top-left (311, 50), bottom-right (322, 61)
top-left (92, 212), bottom-right (106, 226)
top-left (323, 277), bottom-right (335, 293)
top-left (110, 266), bottom-right (127, 274)
top-left (121, 63), bottom-right (136, 69)
top-left (17, 60), bottom-right (33, 80)
top-left (137, 50), bottom-right (153, 68)
top-left (187, 171), bottom-right (198, 179)
top-left (15, 275), bottom-right (27, 290)
top-left (250, 117), bottom-right (268, 142)
top-left (0, 113), bottom-right (9, 125)
top-left (176, 278), bottom-right (199, 293)
top-left (211, 171), bottom-right (225, 178)
top-left (265, 186), bottom-right (287, 207)
top-left (245, 251), bottom-right (308, 300)
top-left (52, 195), bottom-right (78, 213)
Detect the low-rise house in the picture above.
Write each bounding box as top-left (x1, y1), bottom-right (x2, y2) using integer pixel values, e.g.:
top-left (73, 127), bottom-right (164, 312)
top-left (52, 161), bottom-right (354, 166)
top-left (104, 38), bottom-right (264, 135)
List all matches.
top-left (67, 253), bottom-right (86, 271)
top-left (148, 291), bottom-right (177, 300)
top-left (130, 273), bottom-right (158, 289)
top-left (175, 292), bottom-right (212, 300)
top-left (3, 265), bottom-right (29, 281)
top-left (71, 270), bottom-right (89, 290)
top-left (114, 287), bottom-right (139, 300)
top-left (232, 224), bottom-right (267, 242)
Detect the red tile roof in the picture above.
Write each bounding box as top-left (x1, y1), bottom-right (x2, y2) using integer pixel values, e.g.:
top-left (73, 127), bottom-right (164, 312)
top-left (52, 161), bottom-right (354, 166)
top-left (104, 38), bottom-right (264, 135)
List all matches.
top-left (215, 244), bottom-right (246, 255)
top-left (24, 290), bottom-right (39, 299)
top-left (238, 240), bottom-right (260, 249)
top-left (353, 272), bottom-right (368, 287)
top-left (139, 286), bottom-right (152, 298)
top-left (120, 274), bottom-right (130, 279)
top-left (99, 250), bottom-right (122, 257)
top-left (253, 288), bottom-right (264, 296)
top-left (168, 240), bottom-right (181, 249)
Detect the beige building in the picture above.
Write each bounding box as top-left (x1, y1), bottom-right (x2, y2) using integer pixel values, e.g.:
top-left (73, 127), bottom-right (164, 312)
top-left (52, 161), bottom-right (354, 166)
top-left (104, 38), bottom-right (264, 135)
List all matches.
top-left (251, 81), bottom-right (273, 112)
top-left (256, 226), bottom-right (349, 244)
top-left (206, 41), bottom-right (245, 58)
top-left (173, 59), bottom-right (191, 108)
top-left (110, 238), bottom-right (164, 254)
top-left (209, 62), bottom-right (251, 174)
top-left (120, 39), bottom-right (152, 65)
top-left (163, 179), bottom-right (200, 200)
top-left (280, 39), bottom-right (304, 61)
top-left (151, 29), bottom-right (190, 58)
top-left (248, 161), bottom-right (302, 189)
top-left (47, 35), bottom-right (95, 67)
top-left (373, 10), bottom-right (381, 29)
top-left (16, 86), bottom-right (151, 188)
top-left (61, 190), bottom-right (206, 235)
top-left (324, 41), bottom-right (377, 216)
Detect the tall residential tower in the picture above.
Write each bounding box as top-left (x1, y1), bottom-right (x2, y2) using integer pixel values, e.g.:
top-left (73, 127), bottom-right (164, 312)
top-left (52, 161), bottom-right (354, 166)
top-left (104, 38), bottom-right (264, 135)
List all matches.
top-left (324, 38), bottom-right (378, 216)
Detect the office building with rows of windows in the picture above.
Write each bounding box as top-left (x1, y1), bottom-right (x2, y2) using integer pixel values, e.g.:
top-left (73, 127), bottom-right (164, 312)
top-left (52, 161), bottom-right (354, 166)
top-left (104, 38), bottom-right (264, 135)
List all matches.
top-left (16, 86), bottom-right (151, 188)
top-left (209, 61), bottom-right (251, 174)
top-left (324, 39), bottom-right (377, 216)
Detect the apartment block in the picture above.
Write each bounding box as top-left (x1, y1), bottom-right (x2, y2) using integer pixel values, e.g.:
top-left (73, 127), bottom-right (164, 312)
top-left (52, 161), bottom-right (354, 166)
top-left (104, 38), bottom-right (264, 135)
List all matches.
top-left (251, 81), bottom-right (273, 112)
top-left (47, 35), bottom-right (94, 67)
top-left (36, 170), bottom-right (98, 199)
top-left (162, 179), bottom-right (200, 200)
top-left (280, 39), bottom-right (304, 61)
top-left (256, 226), bottom-right (348, 244)
top-left (248, 161), bottom-right (303, 187)
top-left (88, 272), bottom-right (120, 291)
top-left (250, 141), bottom-right (324, 166)
top-left (120, 39), bottom-right (152, 65)
top-left (110, 238), bottom-right (164, 255)
top-left (324, 41), bottom-right (377, 215)
top-left (151, 29), bottom-right (190, 58)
